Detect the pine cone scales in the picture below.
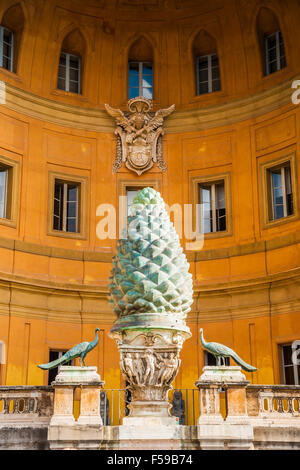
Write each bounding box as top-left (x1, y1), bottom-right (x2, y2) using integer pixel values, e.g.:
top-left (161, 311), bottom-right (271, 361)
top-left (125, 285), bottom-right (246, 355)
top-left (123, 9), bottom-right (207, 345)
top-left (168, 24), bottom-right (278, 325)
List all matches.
top-left (109, 188), bottom-right (193, 320)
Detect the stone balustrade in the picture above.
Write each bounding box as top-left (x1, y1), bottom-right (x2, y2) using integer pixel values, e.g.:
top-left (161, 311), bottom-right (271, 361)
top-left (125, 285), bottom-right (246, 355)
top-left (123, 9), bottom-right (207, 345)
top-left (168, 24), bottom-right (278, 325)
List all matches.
top-left (0, 386), bottom-right (53, 423)
top-left (0, 380), bottom-right (299, 449)
top-left (246, 385), bottom-right (300, 419)
top-left (1, 383), bottom-right (299, 424)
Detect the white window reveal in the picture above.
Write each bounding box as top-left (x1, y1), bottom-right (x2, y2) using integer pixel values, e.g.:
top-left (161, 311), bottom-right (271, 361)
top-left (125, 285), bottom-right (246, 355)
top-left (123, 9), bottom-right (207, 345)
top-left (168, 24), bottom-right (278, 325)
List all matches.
top-left (198, 181), bottom-right (226, 233)
top-left (268, 162), bottom-right (293, 221)
top-left (282, 344), bottom-right (300, 385)
top-left (0, 166), bottom-right (8, 219)
top-left (53, 180), bottom-right (80, 233)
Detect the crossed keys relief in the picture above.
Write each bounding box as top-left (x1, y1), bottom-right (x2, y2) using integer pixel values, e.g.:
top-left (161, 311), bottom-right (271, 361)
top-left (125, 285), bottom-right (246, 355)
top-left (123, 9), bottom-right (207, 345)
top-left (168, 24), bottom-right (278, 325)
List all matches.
top-left (120, 348), bottom-right (180, 388)
top-left (105, 97), bottom-right (175, 175)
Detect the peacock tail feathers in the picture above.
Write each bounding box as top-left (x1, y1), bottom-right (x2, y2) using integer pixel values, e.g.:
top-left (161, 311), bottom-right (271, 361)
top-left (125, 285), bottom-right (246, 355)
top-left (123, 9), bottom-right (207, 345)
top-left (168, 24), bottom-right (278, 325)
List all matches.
top-left (37, 353), bottom-right (68, 370)
top-left (230, 351), bottom-right (257, 372)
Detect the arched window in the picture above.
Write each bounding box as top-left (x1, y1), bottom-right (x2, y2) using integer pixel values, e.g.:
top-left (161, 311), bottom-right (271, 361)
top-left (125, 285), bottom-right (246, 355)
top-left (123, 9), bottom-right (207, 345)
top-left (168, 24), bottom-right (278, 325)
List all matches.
top-left (256, 7), bottom-right (286, 76)
top-left (57, 29), bottom-right (85, 94)
top-left (193, 30), bottom-right (221, 96)
top-left (128, 37), bottom-right (153, 99)
top-left (0, 3), bottom-right (24, 73)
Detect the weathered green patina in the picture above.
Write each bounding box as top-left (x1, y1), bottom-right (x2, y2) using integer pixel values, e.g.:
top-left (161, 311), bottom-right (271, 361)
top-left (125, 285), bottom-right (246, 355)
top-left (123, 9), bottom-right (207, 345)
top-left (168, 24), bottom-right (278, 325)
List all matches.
top-left (37, 328), bottom-right (101, 370)
top-left (109, 187), bottom-right (193, 334)
top-left (200, 328), bottom-right (257, 372)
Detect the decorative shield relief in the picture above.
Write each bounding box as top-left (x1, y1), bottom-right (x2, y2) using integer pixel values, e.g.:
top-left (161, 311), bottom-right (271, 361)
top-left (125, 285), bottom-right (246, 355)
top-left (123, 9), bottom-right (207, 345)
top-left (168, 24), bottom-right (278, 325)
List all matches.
top-left (105, 97), bottom-right (175, 175)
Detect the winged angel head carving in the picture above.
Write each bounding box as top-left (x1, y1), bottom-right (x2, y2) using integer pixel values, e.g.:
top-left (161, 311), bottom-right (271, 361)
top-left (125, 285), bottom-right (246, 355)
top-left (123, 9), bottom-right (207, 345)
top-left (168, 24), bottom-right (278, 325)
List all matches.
top-left (105, 97), bottom-right (175, 175)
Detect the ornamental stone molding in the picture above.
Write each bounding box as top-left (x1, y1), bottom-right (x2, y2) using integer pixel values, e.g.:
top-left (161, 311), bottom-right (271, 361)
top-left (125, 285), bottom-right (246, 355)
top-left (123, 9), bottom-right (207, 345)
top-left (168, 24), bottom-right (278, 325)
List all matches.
top-left (1, 75), bottom-right (298, 133)
top-left (104, 97), bottom-right (175, 175)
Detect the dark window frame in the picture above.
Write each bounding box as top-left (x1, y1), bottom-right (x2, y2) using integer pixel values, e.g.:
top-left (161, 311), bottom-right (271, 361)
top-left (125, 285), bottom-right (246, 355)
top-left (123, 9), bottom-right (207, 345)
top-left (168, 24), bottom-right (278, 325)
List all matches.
top-left (280, 343), bottom-right (300, 385)
top-left (198, 179), bottom-right (226, 234)
top-left (265, 30), bottom-right (286, 75)
top-left (267, 161), bottom-right (293, 222)
top-left (53, 179), bottom-right (81, 234)
top-left (0, 25), bottom-right (14, 72)
top-left (195, 53), bottom-right (221, 96)
top-left (57, 51), bottom-right (81, 94)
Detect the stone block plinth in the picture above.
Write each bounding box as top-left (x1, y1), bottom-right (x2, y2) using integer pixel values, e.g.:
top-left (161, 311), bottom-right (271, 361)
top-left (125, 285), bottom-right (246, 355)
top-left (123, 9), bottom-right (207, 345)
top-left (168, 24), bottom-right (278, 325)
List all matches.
top-left (49, 366), bottom-right (104, 427)
top-left (198, 365), bottom-right (247, 383)
top-left (50, 386), bottom-right (75, 426)
top-left (48, 366), bottom-right (104, 449)
top-left (77, 385), bottom-right (103, 426)
top-left (101, 421), bottom-right (198, 450)
top-left (195, 366), bottom-right (253, 449)
top-left (54, 366), bottom-right (101, 384)
top-left (48, 425), bottom-right (103, 450)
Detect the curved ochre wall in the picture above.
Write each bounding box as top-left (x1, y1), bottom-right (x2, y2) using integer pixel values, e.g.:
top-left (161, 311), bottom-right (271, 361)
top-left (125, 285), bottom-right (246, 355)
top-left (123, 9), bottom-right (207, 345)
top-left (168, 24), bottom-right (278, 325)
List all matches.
top-left (0, 0), bottom-right (299, 389)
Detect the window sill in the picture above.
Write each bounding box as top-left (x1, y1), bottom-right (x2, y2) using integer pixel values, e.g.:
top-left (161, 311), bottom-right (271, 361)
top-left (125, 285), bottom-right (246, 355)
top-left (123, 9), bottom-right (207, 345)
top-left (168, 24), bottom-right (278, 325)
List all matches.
top-left (201, 229), bottom-right (232, 241)
top-left (47, 229), bottom-right (87, 241)
top-left (50, 88), bottom-right (89, 102)
top-left (262, 213), bottom-right (298, 230)
top-left (0, 217), bottom-right (17, 229)
top-left (260, 66), bottom-right (290, 84)
top-left (189, 89), bottom-right (227, 104)
top-left (187, 230), bottom-right (233, 248)
top-left (0, 67), bottom-right (22, 84)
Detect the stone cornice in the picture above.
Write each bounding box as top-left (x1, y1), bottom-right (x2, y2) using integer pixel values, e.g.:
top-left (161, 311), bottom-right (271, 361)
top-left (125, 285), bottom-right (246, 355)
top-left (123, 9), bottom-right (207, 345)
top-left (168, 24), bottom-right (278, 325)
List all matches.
top-left (1, 73), bottom-right (299, 133)
top-left (2, 83), bottom-right (114, 133)
top-left (0, 266), bottom-right (299, 324)
top-left (165, 74), bottom-right (300, 133)
top-left (0, 229), bottom-right (299, 265)
top-left (0, 260), bottom-right (299, 296)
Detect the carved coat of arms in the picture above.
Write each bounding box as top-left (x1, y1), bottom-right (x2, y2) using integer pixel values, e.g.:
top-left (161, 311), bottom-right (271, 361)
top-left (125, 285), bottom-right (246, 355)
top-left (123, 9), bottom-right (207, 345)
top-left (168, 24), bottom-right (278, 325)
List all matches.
top-left (105, 97), bottom-right (175, 175)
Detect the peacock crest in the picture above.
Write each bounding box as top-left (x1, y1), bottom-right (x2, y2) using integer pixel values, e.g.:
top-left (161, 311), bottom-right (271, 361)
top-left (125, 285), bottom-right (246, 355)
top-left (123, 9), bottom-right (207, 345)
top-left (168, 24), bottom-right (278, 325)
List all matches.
top-left (108, 187), bottom-right (193, 319)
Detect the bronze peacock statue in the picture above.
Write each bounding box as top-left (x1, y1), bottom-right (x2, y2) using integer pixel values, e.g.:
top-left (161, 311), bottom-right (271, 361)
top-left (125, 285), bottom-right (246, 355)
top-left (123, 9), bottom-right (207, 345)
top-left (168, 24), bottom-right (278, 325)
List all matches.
top-left (37, 328), bottom-right (101, 370)
top-left (200, 328), bottom-right (257, 372)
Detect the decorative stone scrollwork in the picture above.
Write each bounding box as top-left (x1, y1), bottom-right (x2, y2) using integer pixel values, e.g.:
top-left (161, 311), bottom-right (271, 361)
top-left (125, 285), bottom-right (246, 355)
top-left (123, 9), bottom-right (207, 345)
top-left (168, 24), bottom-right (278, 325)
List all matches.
top-left (105, 97), bottom-right (175, 175)
top-left (114, 328), bottom-right (185, 409)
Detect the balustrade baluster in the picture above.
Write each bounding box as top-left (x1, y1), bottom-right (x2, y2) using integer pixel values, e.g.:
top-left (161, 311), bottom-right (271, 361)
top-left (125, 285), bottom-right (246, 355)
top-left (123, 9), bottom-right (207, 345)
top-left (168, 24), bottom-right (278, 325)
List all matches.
top-left (277, 397), bottom-right (284, 413)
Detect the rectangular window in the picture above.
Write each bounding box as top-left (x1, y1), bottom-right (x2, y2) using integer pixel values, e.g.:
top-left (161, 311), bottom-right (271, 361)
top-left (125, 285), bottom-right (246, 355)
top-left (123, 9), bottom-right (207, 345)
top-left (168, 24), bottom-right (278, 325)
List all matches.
top-left (57, 52), bottom-right (81, 94)
top-left (265, 31), bottom-right (286, 75)
top-left (48, 350), bottom-right (74, 385)
top-left (267, 162), bottom-right (293, 221)
top-left (128, 62), bottom-right (153, 99)
top-left (281, 344), bottom-right (300, 385)
top-left (53, 180), bottom-right (80, 233)
top-left (196, 54), bottom-right (221, 95)
top-left (0, 163), bottom-right (13, 220)
top-left (198, 180), bottom-right (226, 233)
top-left (0, 167), bottom-right (7, 219)
top-left (0, 25), bottom-right (14, 72)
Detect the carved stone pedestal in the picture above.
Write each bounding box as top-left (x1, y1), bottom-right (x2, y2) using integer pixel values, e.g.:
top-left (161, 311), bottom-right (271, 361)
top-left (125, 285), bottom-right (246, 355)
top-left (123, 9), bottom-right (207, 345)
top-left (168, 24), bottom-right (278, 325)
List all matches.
top-left (106, 327), bottom-right (189, 449)
top-left (111, 328), bottom-right (189, 424)
top-left (48, 366), bottom-right (104, 450)
top-left (195, 366), bottom-right (254, 450)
